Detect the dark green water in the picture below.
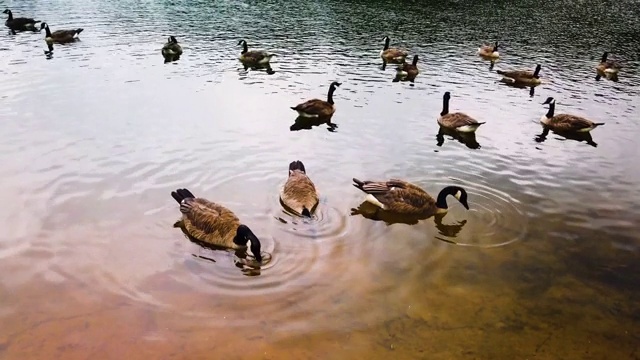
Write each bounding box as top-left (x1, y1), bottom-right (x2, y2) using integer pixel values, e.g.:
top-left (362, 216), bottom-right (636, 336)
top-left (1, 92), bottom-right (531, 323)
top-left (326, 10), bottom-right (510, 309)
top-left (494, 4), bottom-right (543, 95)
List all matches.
top-left (1, 0), bottom-right (639, 358)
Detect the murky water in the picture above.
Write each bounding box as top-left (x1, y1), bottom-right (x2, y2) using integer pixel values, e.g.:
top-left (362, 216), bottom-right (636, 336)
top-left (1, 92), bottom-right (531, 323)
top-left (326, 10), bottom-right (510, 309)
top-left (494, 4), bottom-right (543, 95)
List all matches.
top-left (1, 0), bottom-right (639, 358)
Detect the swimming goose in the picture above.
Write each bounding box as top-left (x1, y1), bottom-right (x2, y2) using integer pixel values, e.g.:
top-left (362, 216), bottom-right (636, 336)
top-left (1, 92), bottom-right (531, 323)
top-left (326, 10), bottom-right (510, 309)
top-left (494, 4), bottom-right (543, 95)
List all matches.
top-left (540, 97), bottom-right (604, 133)
top-left (499, 64), bottom-right (542, 86)
top-left (396, 55), bottom-right (420, 78)
top-left (280, 160), bottom-right (319, 217)
top-left (238, 39), bottom-right (275, 65)
top-left (478, 41), bottom-right (499, 59)
top-left (291, 81), bottom-right (341, 118)
top-left (596, 52), bottom-right (621, 75)
top-left (40, 22), bottom-right (83, 44)
top-left (162, 36), bottom-right (183, 59)
top-left (171, 188), bottom-right (262, 262)
top-left (3, 9), bottom-right (39, 32)
top-left (380, 36), bottom-right (408, 64)
top-left (352, 178), bottom-right (469, 217)
top-left (438, 92), bottom-right (485, 133)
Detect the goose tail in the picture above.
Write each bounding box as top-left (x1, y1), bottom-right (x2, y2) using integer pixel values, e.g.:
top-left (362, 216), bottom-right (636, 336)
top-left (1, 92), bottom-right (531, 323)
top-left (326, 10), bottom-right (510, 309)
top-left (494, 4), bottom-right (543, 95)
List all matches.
top-left (171, 188), bottom-right (196, 213)
top-left (352, 178), bottom-right (366, 191)
top-left (301, 208), bottom-right (311, 217)
top-left (75, 28), bottom-right (84, 35)
top-left (289, 160), bottom-right (306, 174)
top-left (594, 123), bottom-right (605, 127)
top-left (495, 70), bottom-right (507, 75)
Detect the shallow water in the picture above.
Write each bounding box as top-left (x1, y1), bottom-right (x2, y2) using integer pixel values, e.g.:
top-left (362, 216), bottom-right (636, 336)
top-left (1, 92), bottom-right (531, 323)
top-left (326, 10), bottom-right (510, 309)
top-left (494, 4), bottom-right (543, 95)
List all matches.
top-left (1, 0), bottom-right (639, 358)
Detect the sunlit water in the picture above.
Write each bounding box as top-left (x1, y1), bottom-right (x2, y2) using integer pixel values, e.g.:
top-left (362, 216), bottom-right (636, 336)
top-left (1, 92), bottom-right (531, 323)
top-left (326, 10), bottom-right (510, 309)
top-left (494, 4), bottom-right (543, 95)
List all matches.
top-left (1, 0), bottom-right (639, 358)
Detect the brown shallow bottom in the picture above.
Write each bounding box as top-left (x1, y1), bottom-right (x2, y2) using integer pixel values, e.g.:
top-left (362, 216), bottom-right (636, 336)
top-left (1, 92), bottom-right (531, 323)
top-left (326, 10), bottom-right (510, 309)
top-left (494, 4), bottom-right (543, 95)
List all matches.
top-left (1, 224), bottom-right (639, 360)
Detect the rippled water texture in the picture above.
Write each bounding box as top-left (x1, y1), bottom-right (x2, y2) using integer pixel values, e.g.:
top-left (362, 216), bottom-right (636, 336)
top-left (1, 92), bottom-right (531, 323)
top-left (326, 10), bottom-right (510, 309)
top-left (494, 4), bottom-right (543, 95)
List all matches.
top-left (1, 0), bottom-right (639, 358)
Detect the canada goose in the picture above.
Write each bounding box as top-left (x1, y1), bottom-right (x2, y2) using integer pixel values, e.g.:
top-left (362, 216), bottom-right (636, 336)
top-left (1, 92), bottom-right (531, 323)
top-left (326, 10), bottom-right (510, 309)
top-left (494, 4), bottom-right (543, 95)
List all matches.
top-left (291, 81), bottom-right (341, 118)
top-left (478, 41), bottom-right (499, 59)
top-left (396, 55), bottom-right (420, 78)
top-left (238, 39), bottom-right (275, 65)
top-left (380, 36), bottom-right (408, 64)
top-left (596, 52), bottom-right (621, 75)
top-left (280, 160), bottom-right (319, 217)
top-left (497, 63), bottom-right (541, 81)
top-left (40, 22), bottom-right (83, 44)
top-left (171, 188), bottom-right (262, 262)
top-left (438, 92), bottom-right (485, 133)
top-left (352, 178), bottom-right (469, 217)
top-left (162, 36), bottom-right (183, 58)
top-left (3, 9), bottom-right (39, 32)
top-left (540, 97), bottom-right (604, 133)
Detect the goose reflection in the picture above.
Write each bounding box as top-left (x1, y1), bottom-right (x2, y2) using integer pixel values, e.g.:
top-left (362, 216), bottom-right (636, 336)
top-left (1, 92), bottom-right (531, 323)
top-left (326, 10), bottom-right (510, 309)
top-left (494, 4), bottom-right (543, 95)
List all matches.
top-left (437, 126), bottom-right (481, 149)
top-left (43, 42), bottom-right (53, 59)
top-left (535, 126), bottom-right (598, 147)
top-left (499, 77), bottom-right (538, 97)
top-left (290, 116), bottom-right (338, 132)
top-left (241, 62), bottom-right (275, 75)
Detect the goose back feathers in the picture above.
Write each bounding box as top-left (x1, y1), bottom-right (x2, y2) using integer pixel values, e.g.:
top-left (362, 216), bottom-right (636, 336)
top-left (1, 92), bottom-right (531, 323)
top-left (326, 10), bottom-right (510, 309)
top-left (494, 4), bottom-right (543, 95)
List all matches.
top-left (380, 36), bottom-right (408, 63)
top-left (280, 160), bottom-right (319, 217)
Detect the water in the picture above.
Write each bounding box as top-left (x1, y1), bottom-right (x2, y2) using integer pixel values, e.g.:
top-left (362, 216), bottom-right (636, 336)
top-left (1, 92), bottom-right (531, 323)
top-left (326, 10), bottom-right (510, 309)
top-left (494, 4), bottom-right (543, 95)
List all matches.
top-left (1, 0), bottom-right (639, 358)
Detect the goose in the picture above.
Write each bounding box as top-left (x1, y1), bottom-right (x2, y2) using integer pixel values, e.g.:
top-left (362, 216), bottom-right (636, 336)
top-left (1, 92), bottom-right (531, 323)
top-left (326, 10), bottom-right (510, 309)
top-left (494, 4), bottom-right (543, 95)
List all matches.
top-left (540, 97), bottom-right (604, 133)
top-left (238, 39), bottom-right (275, 65)
top-left (291, 81), bottom-right (341, 118)
top-left (171, 188), bottom-right (262, 262)
top-left (162, 36), bottom-right (183, 58)
top-left (352, 178), bottom-right (469, 217)
top-left (498, 64), bottom-right (542, 87)
top-left (280, 160), bottom-right (319, 217)
top-left (438, 92), bottom-right (485, 133)
top-left (396, 55), bottom-right (420, 78)
top-left (40, 22), bottom-right (83, 44)
top-left (3, 9), bottom-right (39, 32)
top-left (380, 36), bottom-right (408, 64)
top-left (478, 41), bottom-right (499, 59)
top-left (596, 52), bottom-right (621, 75)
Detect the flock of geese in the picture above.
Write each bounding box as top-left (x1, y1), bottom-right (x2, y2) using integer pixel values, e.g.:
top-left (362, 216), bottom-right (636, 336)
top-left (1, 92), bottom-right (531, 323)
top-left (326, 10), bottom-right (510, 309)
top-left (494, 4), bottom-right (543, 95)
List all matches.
top-left (5, 8), bottom-right (624, 264)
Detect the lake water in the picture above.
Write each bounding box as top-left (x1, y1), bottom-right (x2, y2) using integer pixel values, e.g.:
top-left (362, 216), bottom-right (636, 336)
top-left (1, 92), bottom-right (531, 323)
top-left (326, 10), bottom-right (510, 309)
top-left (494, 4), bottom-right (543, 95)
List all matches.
top-left (1, 0), bottom-right (639, 358)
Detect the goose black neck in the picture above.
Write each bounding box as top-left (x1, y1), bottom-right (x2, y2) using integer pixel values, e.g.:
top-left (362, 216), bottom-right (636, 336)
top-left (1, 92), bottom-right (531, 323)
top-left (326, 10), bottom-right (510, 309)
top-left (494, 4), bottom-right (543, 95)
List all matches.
top-left (6, 11), bottom-right (13, 20)
top-left (383, 38), bottom-right (390, 51)
top-left (546, 101), bottom-right (555, 118)
top-left (440, 95), bottom-right (450, 116)
top-left (533, 65), bottom-right (541, 78)
top-left (492, 42), bottom-right (498, 52)
top-left (241, 41), bottom-right (248, 54)
top-left (601, 52), bottom-right (608, 63)
top-left (234, 225), bottom-right (262, 262)
top-left (44, 24), bottom-right (51, 37)
top-left (412, 56), bottom-right (418, 66)
top-left (436, 188), bottom-right (453, 209)
top-left (327, 85), bottom-right (337, 105)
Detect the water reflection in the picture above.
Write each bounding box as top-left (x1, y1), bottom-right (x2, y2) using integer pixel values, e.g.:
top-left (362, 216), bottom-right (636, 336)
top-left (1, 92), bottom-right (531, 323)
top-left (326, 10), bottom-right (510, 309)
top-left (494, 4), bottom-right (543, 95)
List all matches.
top-left (290, 116), bottom-right (338, 132)
top-left (43, 42), bottom-right (53, 59)
top-left (436, 126), bottom-right (481, 149)
top-left (535, 126), bottom-right (599, 147)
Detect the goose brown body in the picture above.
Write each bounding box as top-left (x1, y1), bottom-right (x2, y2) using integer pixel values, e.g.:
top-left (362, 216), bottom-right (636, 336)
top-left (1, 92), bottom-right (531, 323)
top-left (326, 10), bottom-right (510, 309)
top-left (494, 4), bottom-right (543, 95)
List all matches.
top-left (478, 41), bottom-right (499, 58)
top-left (438, 92), bottom-right (485, 133)
top-left (381, 36), bottom-right (408, 64)
top-left (40, 22), bottom-right (83, 44)
top-left (397, 55), bottom-right (420, 78)
top-left (170, 188), bottom-right (263, 262)
top-left (291, 81), bottom-right (341, 118)
top-left (596, 52), bottom-right (621, 75)
top-left (280, 160), bottom-right (319, 217)
top-left (541, 97), bottom-right (604, 133)
top-left (352, 178), bottom-right (469, 217)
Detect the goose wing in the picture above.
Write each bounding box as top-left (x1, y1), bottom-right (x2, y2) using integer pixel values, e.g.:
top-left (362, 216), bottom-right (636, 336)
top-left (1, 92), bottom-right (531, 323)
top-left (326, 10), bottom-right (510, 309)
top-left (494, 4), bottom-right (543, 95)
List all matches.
top-left (438, 113), bottom-right (479, 128)
top-left (382, 48), bottom-right (408, 61)
top-left (355, 179), bottom-right (436, 215)
top-left (9, 17), bottom-right (38, 26)
top-left (497, 69), bottom-right (534, 78)
top-left (292, 99), bottom-right (333, 116)
top-left (551, 114), bottom-right (596, 132)
top-left (242, 50), bottom-right (270, 62)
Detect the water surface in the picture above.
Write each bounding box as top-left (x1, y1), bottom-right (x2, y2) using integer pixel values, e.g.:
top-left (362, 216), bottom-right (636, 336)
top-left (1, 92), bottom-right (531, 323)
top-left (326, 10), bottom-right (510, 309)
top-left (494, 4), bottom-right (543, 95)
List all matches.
top-left (1, 0), bottom-right (639, 358)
